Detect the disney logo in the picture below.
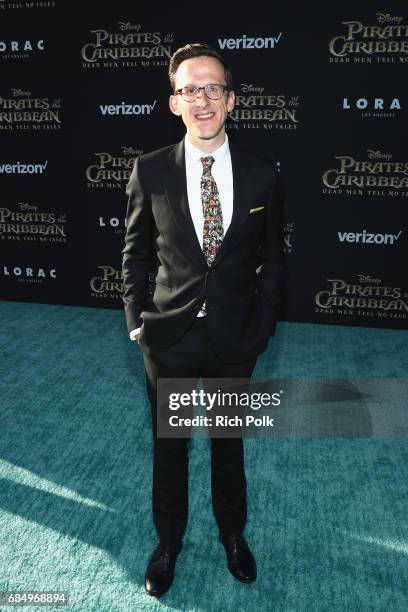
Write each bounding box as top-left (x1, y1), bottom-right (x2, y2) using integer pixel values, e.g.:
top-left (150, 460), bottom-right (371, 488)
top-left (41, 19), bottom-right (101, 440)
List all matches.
top-left (11, 88), bottom-right (31, 97)
top-left (357, 275), bottom-right (381, 285)
top-left (122, 147), bottom-right (143, 155)
top-left (367, 150), bottom-right (392, 160)
top-left (240, 84), bottom-right (265, 94)
top-left (19, 203), bottom-right (38, 211)
top-left (376, 13), bottom-right (403, 24)
top-left (118, 22), bottom-right (141, 31)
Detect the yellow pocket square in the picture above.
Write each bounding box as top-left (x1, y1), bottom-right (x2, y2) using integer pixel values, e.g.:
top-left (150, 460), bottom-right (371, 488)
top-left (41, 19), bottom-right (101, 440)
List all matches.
top-left (249, 206), bottom-right (265, 214)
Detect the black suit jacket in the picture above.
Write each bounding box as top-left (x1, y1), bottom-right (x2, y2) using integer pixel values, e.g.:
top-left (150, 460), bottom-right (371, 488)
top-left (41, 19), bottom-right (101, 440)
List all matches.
top-left (122, 137), bottom-right (285, 363)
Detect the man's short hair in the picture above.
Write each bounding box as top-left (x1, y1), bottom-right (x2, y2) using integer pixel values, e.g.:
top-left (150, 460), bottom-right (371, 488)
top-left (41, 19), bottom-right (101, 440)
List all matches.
top-left (168, 43), bottom-right (233, 92)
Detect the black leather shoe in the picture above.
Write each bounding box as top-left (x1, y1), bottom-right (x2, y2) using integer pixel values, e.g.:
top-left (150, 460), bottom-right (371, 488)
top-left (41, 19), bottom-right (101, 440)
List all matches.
top-left (219, 533), bottom-right (257, 582)
top-left (144, 541), bottom-right (182, 597)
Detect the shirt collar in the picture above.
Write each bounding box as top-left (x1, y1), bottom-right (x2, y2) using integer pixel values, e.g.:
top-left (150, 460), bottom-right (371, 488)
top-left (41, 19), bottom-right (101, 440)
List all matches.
top-left (184, 133), bottom-right (229, 166)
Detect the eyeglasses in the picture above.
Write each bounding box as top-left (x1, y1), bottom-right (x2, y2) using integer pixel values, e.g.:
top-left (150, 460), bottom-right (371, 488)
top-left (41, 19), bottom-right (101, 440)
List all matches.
top-left (175, 84), bottom-right (230, 102)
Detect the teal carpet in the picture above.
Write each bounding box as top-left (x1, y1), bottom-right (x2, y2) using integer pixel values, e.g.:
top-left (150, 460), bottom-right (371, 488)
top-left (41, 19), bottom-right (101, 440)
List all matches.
top-left (1, 301), bottom-right (407, 611)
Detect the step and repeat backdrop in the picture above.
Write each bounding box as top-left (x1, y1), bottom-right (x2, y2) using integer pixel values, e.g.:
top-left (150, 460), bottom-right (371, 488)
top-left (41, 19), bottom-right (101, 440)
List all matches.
top-left (1, 1), bottom-right (406, 329)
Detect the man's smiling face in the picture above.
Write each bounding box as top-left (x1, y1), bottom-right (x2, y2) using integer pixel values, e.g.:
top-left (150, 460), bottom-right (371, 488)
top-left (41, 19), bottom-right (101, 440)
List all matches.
top-left (169, 55), bottom-right (235, 152)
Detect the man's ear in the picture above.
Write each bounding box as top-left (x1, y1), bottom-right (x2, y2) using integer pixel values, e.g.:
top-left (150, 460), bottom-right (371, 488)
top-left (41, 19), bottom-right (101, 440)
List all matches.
top-left (227, 89), bottom-right (235, 113)
top-left (169, 94), bottom-right (181, 116)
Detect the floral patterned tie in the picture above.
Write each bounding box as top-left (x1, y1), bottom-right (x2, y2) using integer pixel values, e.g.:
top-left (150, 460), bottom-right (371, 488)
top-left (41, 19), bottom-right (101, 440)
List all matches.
top-left (200, 156), bottom-right (224, 265)
top-left (199, 156), bottom-right (224, 316)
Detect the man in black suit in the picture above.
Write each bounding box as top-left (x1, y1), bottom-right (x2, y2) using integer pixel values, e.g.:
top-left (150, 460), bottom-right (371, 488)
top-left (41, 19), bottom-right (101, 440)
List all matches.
top-left (122, 42), bottom-right (285, 597)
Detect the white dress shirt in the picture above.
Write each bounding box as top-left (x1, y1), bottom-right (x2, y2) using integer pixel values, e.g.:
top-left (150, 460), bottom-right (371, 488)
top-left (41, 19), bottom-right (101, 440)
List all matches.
top-left (129, 133), bottom-right (234, 341)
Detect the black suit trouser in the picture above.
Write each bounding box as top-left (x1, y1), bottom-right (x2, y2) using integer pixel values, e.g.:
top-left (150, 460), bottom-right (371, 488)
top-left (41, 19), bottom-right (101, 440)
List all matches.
top-left (139, 316), bottom-right (257, 546)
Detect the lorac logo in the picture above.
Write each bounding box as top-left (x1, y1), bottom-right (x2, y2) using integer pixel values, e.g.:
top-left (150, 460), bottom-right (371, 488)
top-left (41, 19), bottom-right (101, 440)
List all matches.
top-left (86, 147), bottom-right (143, 188)
top-left (315, 275), bottom-right (408, 321)
top-left (81, 22), bottom-right (174, 68)
top-left (329, 14), bottom-right (408, 62)
top-left (342, 97), bottom-right (401, 110)
top-left (226, 84), bottom-right (300, 131)
top-left (322, 150), bottom-right (408, 197)
top-left (98, 215), bottom-right (126, 233)
top-left (0, 38), bottom-right (44, 59)
top-left (342, 96), bottom-right (401, 119)
top-left (2, 265), bottom-right (57, 283)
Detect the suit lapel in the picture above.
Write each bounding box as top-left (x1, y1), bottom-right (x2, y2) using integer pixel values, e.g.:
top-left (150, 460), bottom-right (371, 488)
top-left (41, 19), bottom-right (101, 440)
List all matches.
top-left (164, 137), bottom-right (252, 270)
top-left (165, 139), bottom-right (208, 269)
top-left (212, 140), bottom-right (251, 267)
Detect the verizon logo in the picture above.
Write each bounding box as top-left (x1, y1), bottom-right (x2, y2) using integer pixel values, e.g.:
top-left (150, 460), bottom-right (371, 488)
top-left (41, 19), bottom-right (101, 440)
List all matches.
top-left (218, 34), bottom-right (282, 50)
top-left (338, 230), bottom-right (402, 245)
top-left (99, 101), bottom-right (157, 116)
top-left (0, 161), bottom-right (48, 174)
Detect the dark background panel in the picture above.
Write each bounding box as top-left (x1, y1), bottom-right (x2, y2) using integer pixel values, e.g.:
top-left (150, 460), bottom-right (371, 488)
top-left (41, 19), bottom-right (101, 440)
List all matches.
top-left (1, 1), bottom-right (407, 329)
